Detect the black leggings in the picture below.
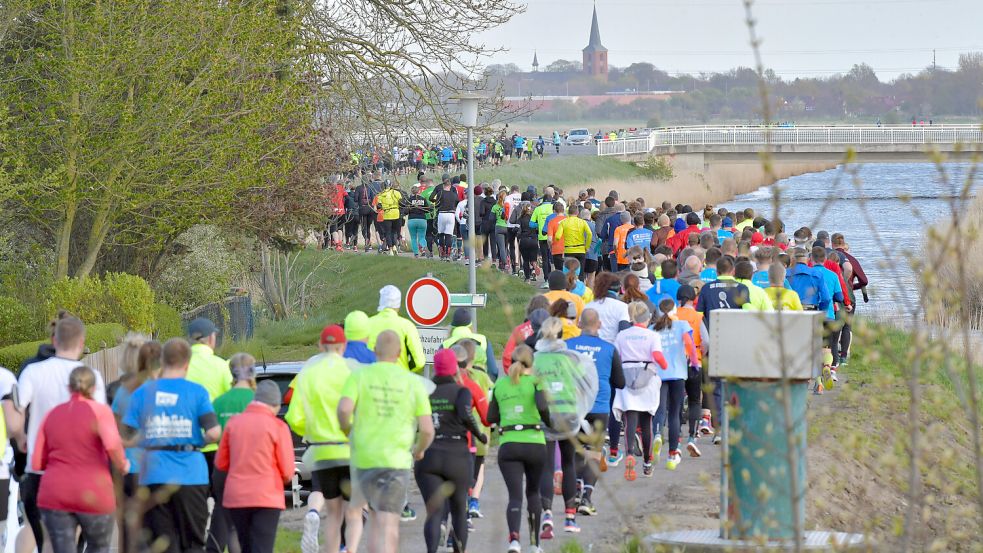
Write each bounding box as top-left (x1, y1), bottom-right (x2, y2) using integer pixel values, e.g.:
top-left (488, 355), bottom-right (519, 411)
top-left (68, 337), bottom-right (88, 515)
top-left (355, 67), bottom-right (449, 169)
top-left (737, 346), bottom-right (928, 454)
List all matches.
top-left (227, 508), bottom-right (280, 553)
top-left (359, 214), bottom-right (374, 242)
top-left (519, 238), bottom-right (539, 280)
top-left (380, 220), bottom-right (399, 249)
top-left (498, 442), bottom-right (546, 546)
top-left (622, 411), bottom-right (653, 463)
top-left (839, 318), bottom-right (853, 360)
top-left (540, 439), bottom-right (577, 513)
top-left (538, 240), bottom-right (553, 275)
top-left (825, 319), bottom-right (842, 367)
top-left (659, 380), bottom-right (686, 453)
top-left (576, 413), bottom-right (609, 497)
top-left (686, 372), bottom-right (703, 438)
top-left (415, 444), bottom-right (473, 553)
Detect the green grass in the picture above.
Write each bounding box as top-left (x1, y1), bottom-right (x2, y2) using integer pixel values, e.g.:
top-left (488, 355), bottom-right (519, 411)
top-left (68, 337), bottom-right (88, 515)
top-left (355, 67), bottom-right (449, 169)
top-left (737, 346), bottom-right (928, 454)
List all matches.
top-left (219, 250), bottom-right (537, 362)
top-left (274, 529), bottom-right (301, 553)
top-left (473, 155), bottom-right (644, 191)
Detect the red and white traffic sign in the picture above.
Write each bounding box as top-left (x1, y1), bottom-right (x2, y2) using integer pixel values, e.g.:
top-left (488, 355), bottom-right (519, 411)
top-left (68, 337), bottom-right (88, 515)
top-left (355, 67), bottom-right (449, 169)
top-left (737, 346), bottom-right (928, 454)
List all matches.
top-left (405, 277), bottom-right (451, 327)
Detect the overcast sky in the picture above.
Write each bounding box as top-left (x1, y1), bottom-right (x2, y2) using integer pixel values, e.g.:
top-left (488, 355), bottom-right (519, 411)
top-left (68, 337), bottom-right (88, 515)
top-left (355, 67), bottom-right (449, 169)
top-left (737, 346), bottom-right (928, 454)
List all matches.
top-left (478, 0), bottom-right (983, 81)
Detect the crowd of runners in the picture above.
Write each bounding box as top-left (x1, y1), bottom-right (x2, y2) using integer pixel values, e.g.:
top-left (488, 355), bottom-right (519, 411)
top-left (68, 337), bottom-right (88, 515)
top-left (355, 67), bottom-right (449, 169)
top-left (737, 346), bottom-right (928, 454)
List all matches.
top-left (348, 132), bottom-right (566, 176)
top-left (0, 182), bottom-right (868, 553)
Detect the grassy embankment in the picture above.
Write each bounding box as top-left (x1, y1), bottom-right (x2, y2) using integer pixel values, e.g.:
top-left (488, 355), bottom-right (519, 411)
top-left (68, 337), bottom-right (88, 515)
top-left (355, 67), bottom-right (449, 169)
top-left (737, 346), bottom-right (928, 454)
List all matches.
top-left (472, 154), bottom-right (645, 191)
top-left (219, 250), bottom-right (536, 363)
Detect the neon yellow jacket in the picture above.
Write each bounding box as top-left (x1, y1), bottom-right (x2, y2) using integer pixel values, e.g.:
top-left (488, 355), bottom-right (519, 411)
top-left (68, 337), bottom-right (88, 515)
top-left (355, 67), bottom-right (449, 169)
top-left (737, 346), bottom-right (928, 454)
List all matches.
top-left (530, 202), bottom-right (554, 241)
top-left (366, 309), bottom-right (426, 373)
top-left (555, 216), bottom-right (593, 254)
top-left (441, 326), bottom-right (489, 370)
top-left (735, 278), bottom-right (776, 311)
top-left (377, 189), bottom-right (403, 221)
top-left (285, 352), bottom-right (352, 466)
top-left (187, 343), bottom-right (231, 452)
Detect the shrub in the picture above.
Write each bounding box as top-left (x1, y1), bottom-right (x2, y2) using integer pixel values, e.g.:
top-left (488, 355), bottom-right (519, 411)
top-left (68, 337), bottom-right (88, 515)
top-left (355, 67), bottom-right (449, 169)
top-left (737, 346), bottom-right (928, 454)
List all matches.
top-left (637, 155), bottom-right (675, 181)
top-left (153, 225), bottom-right (249, 312)
top-left (153, 303), bottom-right (184, 340)
top-left (47, 277), bottom-right (110, 324)
top-left (0, 340), bottom-right (44, 371)
top-left (104, 273), bottom-right (156, 333)
top-left (0, 296), bottom-right (40, 347)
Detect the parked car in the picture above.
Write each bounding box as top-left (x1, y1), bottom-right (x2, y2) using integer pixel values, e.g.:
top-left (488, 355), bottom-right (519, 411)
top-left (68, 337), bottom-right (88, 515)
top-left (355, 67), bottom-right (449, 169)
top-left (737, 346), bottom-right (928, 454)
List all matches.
top-left (566, 128), bottom-right (592, 146)
top-left (254, 361), bottom-right (310, 482)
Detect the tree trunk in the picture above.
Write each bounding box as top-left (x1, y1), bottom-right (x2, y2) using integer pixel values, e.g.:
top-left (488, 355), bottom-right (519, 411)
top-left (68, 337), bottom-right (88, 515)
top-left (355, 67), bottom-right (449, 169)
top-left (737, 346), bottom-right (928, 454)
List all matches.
top-left (259, 242), bottom-right (286, 320)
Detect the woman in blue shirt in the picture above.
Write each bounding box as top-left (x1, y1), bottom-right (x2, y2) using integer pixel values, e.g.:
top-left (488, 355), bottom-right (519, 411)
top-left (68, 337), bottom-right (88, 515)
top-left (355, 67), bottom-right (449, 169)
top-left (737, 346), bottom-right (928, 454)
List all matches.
top-left (651, 299), bottom-right (700, 471)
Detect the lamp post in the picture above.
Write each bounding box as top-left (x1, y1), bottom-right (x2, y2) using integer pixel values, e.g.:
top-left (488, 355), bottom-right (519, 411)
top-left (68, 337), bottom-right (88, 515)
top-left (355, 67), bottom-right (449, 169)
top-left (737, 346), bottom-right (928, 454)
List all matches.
top-left (451, 93), bottom-right (485, 329)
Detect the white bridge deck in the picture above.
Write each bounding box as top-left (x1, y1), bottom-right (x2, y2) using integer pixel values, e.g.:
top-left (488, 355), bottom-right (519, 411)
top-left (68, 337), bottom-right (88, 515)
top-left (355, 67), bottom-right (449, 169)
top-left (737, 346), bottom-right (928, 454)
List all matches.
top-left (596, 124), bottom-right (983, 156)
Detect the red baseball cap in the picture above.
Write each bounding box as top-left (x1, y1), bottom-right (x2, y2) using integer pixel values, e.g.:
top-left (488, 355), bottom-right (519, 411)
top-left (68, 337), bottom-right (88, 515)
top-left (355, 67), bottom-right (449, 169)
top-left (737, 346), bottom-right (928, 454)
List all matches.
top-left (320, 324), bottom-right (346, 345)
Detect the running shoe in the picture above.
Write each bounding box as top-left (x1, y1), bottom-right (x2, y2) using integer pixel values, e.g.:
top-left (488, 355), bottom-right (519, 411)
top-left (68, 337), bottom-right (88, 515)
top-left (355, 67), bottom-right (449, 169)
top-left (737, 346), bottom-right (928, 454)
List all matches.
top-left (624, 455), bottom-right (637, 481)
top-left (301, 510), bottom-right (320, 553)
top-left (600, 454), bottom-right (608, 473)
top-left (666, 451), bottom-right (682, 471)
top-left (713, 435), bottom-right (722, 445)
top-left (813, 377), bottom-right (825, 395)
top-left (698, 417), bottom-right (714, 436)
top-left (563, 519), bottom-right (581, 533)
top-left (687, 437), bottom-right (702, 458)
top-left (831, 367), bottom-right (839, 382)
top-left (468, 518), bottom-right (475, 532)
top-left (528, 547), bottom-right (544, 553)
top-left (400, 505), bottom-right (417, 522)
top-left (606, 449), bottom-right (624, 467)
top-left (652, 434), bottom-right (663, 459)
top-left (553, 470), bottom-right (563, 495)
top-left (642, 462), bottom-right (654, 478)
top-left (507, 540), bottom-right (522, 553)
top-left (468, 498), bottom-right (483, 519)
top-left (540, 511), bottom-right (554, 540)
top-left (539, 281), bottom-right (550, 290)
top-left (577, 498), bottom-right (597, 516)
top-left (821, 365), bottom-right (834, 390)
top-left (633, 431), bottom-right (643, 456)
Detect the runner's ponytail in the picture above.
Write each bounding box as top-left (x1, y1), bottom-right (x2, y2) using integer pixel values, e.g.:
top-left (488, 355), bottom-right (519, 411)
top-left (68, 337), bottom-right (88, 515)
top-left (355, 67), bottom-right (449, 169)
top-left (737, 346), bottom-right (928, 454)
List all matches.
top-left (653, 298), bottom-right (675, 331)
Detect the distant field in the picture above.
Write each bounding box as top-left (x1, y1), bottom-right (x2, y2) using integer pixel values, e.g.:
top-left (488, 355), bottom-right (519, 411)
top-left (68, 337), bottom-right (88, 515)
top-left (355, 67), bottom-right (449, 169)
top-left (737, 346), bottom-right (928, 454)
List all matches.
top-left (506, 119), bottom-right (645, 137)
top-left (473, 155), bottom-right (644, 189)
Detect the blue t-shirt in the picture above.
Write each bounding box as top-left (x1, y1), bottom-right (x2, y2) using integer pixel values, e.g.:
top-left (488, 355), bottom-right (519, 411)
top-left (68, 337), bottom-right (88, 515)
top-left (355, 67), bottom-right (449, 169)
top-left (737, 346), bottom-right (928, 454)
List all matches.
top-left (112, 387), bottom-right (141, 474)
top-left (566, 334), bottom-right (617, 414)
top-left (700, 268), bottom-right (718, 282)
top-left (656, 320), bottom-right (693, 381)
top-left (344, 341), bottom-right (377, 364)
top-left (815, 266), bottom-right (844, 320)
top-left (625, 228), bottom-right (653, 251)
top-left (647, 278), bottom-right (681, 306)
top-left (717, 229), bottom-right (734, 242)
top-left (752, 270), bottom-right (791, 290)
top-left (123, 378), bottom-right (214, 486)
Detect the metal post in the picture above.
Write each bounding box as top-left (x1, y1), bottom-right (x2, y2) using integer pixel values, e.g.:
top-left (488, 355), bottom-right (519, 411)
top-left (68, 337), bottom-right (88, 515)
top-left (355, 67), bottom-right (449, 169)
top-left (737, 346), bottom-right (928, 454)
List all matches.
top-left (466, 126), bottom-right (477, 330)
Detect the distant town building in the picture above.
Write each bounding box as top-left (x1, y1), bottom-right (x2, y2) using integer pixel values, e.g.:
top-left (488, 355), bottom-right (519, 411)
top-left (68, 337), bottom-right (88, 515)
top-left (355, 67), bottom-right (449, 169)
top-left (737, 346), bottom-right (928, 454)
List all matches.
top-left (582, 5), bottom-right (608, 79)
top-left (532, 51), bottom-right (539, 72)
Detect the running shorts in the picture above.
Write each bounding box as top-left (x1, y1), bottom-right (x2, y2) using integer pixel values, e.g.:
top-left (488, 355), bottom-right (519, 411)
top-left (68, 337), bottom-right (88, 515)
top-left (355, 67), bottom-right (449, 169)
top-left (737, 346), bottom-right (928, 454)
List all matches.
top-left (584, 258), bottom-right (599, 275)
top-left (352, 468), bottom-right (410, 514)
top-left (0, 478), bottom-right (8, 521)
top-left (312, 466), bottom-right (352, 501)
top-left (437, 212), bottom-right (456, 235)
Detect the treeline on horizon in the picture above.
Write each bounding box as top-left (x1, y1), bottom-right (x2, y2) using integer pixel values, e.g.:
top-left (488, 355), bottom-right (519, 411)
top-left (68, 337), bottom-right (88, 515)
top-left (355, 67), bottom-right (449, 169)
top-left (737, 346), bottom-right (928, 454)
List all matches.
top-left (486, 54), bottom-right (983, 125)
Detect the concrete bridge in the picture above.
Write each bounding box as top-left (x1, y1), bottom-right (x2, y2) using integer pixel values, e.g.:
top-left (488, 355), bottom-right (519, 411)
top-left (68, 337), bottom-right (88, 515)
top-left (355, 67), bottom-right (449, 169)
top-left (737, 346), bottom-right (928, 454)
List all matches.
top-left (597, 124), bottom-right (983, 161)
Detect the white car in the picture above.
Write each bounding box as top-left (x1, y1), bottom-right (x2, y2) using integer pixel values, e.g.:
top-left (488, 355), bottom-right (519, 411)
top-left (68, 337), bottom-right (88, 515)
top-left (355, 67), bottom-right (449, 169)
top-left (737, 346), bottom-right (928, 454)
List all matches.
top-left (566, 128), bottom-right (592, 146)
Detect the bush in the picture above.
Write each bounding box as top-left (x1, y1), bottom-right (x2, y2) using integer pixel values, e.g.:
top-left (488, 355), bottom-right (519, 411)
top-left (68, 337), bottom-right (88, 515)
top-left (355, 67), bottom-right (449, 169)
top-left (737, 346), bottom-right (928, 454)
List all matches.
top-left (153, 225), bottom-right (250, 312)
top-left (0, 340), bottom-right (44, 371)
top-left (47, 274), bottom-right (158, 333)
top-left (153, 303), bottom-right (184, 340)
top-left (104, 273), bottom-right (156, 333)
top-left (637, 155), bottom-right (675, 181)
top-left (0, 296), bottom-right (40, 347)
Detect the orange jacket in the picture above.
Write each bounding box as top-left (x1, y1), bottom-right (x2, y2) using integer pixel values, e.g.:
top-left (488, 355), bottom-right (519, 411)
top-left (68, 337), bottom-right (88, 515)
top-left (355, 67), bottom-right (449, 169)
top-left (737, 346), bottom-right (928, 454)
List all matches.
top-left (216, 403), bottom-right (294, 510)
top-left (674, 306), bottom-right (704, 363)
top-left (547, 215), bottom-right (566, 255)
top-left (612, 223), bottom-right (633, 265)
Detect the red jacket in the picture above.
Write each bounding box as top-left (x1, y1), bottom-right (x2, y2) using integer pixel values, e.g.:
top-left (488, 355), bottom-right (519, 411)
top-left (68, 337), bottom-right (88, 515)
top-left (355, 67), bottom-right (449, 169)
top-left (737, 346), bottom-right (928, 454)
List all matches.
top-left (216, 403), bottom-right (294, 509)
top-left (502, 321), bottom-right (534, 374)
top-left (666, 224), bottom-right (700, 254)
top-left (33, 394), bottom-right (127, 514)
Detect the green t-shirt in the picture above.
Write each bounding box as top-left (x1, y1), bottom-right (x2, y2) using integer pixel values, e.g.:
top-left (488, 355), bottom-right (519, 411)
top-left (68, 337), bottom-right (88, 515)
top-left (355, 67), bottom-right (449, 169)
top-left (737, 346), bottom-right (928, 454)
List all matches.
top-left (340, 361), bottom-right (431, 470)
top-left (492, 375), bottom-right (545, 445)
top-left (492, 204), bottom-right (508, 228)
top-left (213, 388), bottom-right (254, 430)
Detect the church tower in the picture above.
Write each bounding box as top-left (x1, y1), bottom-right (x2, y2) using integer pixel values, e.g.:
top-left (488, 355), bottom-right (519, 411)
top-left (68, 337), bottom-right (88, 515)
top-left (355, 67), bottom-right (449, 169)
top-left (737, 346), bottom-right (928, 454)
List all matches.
top-left (582, 5), bottom-right (608, 79)
top-left (532, 51), bottom-right (539, 72)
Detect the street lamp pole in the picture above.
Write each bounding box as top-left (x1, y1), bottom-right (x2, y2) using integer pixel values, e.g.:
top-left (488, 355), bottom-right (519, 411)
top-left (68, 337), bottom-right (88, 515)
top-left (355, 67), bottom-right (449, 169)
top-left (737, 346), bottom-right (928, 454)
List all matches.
top-left (452, 93), bottom-right (485, 330)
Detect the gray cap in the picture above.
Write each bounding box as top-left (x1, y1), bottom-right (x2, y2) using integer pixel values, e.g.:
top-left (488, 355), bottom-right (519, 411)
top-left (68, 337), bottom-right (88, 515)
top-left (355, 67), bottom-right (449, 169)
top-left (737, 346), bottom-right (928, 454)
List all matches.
top-left (187, 318), bottom-right (217, 341)
top-left (254, 380), bottom-right (281, 409)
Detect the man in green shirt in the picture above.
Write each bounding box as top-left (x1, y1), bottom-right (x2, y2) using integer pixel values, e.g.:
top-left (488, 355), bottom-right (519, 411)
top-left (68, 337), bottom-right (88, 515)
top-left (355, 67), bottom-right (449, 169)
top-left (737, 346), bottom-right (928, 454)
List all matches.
top-left (530, 187), bottom-right (556, 275)
top-left (286, 325), bottom-right (363, 553)
top-left (185, 317), bottom-right (234, 553)
top-left (338, 330), bottom-right (434, 553)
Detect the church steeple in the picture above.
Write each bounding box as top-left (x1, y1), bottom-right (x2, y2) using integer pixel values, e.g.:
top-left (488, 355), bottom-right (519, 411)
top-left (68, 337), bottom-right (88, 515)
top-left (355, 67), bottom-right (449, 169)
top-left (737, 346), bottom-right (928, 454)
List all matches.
top-left (532, 50), bottom-right (539, 72)
top-left (582, 4), bottom-right (608, 78)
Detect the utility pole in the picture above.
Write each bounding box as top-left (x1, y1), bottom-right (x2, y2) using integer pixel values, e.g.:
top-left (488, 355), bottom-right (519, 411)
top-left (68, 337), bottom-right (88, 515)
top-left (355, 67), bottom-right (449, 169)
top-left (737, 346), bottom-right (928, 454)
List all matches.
top-left (933, 49), bottom-right (936, 71)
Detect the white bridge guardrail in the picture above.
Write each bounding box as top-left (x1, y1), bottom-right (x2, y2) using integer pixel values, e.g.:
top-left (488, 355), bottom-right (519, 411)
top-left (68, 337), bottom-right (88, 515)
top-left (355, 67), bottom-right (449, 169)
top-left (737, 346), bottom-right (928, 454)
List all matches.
top-left (596, 124), bottom-right (983, 156)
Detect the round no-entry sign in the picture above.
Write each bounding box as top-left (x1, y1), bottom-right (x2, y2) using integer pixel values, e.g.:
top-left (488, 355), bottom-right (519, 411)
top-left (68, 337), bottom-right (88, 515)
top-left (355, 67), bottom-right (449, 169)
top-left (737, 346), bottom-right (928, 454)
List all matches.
top-left (405, 277), bottom-right (451, 327)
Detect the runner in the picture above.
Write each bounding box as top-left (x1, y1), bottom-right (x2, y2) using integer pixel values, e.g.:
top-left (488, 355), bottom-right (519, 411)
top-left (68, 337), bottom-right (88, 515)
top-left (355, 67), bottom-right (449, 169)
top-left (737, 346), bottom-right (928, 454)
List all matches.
top-left (122, 338), bottom-right (221, 553)
top-left (565, 309), bottom-right (624, 516)
top-left (366, 285), bottom-right (426, 373)
top-left (0, 364), bottom-right (19, 551)
top-left (448, 343), bottom-right (491, 526)
top-left (532, 318), bottom-right (597, 537)
top-left (487, 345), bottom-right (549, 553)
top-left (673, 285), bottom-right (709, 455)
top-left (337, 330), bottom-right (435, 553)
top-left (216, 380), bottom-right (294, 553)
top-left (764, 264), bottom-right (804, 311)
top-left (543, 271), bottom-right (585, 321)
top-left (428, 177), bottom-right (460, 260)
top-left (652, 299), bottom-right (700, 471)
top-left (516, 202), bottom-right (541, 282)
top-left (442, 308), bottom-right (499, 379)
top-left (342, 311), bottom-right (377, 364)
top-left (530, 188), bottom-right (556, 276)
top-left (611, 302), bottom-right (667, 478)
top-left (415, 349), bottom-right (486, 553)
top-left (502, 296), bottom-right (551, 373)
top-left (287, 325), bottom-right (363, 553)
top-left (404, 184), bottom-right (431, 258)
top-left (33, 366), bottom-right (128, 553)
top-left (585, 272), bottom-right (630, 344)
top-left (18, 316), bottom-right (104, 553)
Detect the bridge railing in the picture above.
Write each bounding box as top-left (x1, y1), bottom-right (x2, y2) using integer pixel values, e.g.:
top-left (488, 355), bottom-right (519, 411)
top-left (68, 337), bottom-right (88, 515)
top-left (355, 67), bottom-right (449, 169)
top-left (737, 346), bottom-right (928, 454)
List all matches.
top-left (597, 124), bottom-right (983, 156)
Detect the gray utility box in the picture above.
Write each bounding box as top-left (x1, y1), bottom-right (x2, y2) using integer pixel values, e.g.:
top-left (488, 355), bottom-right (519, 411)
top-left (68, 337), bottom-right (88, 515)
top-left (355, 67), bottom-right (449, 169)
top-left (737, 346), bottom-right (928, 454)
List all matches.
top-left (709, 310), bottom-right (825, 380)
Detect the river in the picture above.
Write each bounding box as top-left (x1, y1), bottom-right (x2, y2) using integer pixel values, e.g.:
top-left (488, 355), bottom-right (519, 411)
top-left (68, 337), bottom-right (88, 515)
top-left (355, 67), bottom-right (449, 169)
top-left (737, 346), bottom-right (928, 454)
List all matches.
top-left (719, 162), bottom-right (982, 321)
